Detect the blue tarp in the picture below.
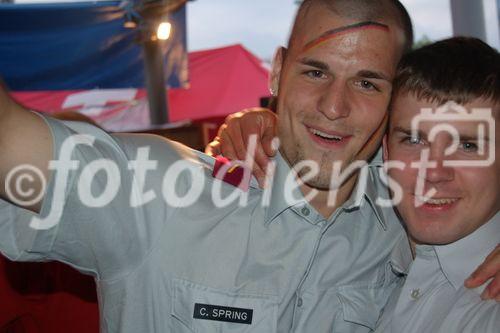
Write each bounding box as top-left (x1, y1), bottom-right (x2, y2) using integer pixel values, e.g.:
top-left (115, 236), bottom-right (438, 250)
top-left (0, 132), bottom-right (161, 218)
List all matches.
top-left (0, 1), bottom-right (188, 90)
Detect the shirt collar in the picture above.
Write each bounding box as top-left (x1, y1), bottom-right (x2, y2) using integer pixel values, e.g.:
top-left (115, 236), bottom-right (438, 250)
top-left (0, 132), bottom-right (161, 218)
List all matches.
top-left (389, 232), bottom-right (413, 276)
top-left (431, 212), bottom-right (500, 291)
top-left (358, 168), bottom-right (387, 230)
top-left (264, 152), bottom-right (307, 224)
top-left (263, 152), bottom-right (387, 229)
top-left (343, 148), bottom-right (387, 229)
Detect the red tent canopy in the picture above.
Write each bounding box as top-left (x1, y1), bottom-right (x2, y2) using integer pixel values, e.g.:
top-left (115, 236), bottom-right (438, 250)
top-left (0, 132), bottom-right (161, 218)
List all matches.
top-left (11, 44), bottom-right (270, 130)
top-left (170, 44), bottom-right (270, 121)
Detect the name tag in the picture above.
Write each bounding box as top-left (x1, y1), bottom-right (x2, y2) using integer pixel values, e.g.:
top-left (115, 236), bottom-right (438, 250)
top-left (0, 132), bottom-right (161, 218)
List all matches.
top-left (193, 303), bottom-right (253, 325)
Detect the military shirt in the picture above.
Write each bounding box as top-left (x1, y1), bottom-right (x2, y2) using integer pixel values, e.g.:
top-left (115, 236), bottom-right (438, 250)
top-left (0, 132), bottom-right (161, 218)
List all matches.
top-left (0, 116), bottom-right (408, 333)
top-left (376, 213), bottom-right (500, 332)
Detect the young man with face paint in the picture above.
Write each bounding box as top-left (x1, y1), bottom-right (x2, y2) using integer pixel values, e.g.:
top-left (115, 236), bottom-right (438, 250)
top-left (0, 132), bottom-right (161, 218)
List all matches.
top-left (0, 1), bottom-right (498, 333)
top-left (0, 1), bottom-right (419, 332)
top-left (207, 0), bottom-right (500, 301)
top-left (208, 31), bottom-right (500, 333)
top-left (267, 0), bottom-right (407, 219)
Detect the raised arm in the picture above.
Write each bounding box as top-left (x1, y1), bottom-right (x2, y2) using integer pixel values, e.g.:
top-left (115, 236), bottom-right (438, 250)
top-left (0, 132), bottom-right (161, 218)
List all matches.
top-left (0, 87), bottom-right (171, 279)
top-left (0, 87), bottom-right (53, 212)
top-left (205, 108), bottom-right (278, 187)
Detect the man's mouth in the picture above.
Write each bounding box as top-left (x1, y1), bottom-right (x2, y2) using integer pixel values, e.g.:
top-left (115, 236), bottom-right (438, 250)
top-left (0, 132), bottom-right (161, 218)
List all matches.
top-left (415, 195), bottom-right (460, 209)
top-left (306, 126), bottom-right (351, 148)
top-left (309, 128), bottom-right (344, 141)
top-left (417, 196), bottom-right (458, 204)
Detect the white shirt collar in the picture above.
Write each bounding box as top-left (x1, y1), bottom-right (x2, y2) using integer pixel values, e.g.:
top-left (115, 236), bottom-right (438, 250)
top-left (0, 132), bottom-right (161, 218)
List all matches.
top-left (431, 212), bottom-right (500, 290)
top-left (264, 152), bottom-right (387, 228)
top-left (389, 231), bottom-right (413, 276)
top-left (389, 211), bottom-right (500, 290)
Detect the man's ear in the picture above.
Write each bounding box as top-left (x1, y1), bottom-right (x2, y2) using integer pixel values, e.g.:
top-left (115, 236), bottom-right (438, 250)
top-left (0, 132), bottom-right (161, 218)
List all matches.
top-left (269, 47), bottom-right (286, 96)
top-left (382, 134), bottom-right (389, 161)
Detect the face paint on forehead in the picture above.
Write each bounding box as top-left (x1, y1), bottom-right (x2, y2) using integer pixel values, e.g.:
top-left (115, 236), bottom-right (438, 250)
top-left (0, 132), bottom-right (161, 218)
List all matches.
top-left (302, 21), bottom-right (390, 53)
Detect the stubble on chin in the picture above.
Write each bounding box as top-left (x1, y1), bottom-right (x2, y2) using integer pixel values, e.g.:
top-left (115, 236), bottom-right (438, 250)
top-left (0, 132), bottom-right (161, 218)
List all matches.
top-left (294, 148), bottom-right (334, 190)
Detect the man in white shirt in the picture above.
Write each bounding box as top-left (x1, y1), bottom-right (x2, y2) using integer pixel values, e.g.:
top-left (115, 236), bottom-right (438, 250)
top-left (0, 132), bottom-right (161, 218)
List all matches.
top-left (375, 36), bottom-right (499, 332)
top-left (0, 1), bottom-right (428, 332)
top-left (208, 36), bottom-right (500, 330)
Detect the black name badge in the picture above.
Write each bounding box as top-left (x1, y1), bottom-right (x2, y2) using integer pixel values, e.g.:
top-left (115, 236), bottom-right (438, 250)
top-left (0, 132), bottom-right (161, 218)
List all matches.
top-left (193, 303), bottom-right (253, 325)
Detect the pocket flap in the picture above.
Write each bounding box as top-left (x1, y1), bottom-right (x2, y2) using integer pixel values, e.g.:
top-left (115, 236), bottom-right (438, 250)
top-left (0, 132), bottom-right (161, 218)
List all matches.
top-left (337, 287), bottom-right (388, 330)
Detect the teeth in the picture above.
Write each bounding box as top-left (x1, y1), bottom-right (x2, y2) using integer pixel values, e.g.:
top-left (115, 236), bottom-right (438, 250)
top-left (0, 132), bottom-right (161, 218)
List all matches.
top-left (417, 196), bottom-right (458, 205)
top-left (310, 128), bottom-right (343, 141)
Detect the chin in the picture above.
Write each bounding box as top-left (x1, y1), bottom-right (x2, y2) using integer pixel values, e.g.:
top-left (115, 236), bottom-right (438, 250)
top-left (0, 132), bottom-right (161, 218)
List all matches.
top-left (406, 222), bottom-right (462, 246)
top-left (304, 178), bottom-right (331, 191)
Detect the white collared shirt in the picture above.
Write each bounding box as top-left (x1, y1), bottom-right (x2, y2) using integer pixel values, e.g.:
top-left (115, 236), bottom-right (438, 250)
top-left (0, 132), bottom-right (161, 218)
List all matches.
top-left (0, 116), bottom-right (408, 333)
top-left (376, 212), bottom-right (500, 333)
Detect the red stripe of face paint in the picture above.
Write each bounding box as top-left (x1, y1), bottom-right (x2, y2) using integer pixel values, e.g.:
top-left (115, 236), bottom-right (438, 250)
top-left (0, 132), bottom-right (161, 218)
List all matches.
top-left (302, 25), bottom-right (390, 53)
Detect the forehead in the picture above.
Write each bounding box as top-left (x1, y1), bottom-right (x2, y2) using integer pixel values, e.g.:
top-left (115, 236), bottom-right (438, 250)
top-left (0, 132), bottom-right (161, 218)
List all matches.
top-left (291, 3), bottom-right (404, 55)
top-left (301, 21), bottom-right (390, 52)
top-left (390, 94), bottom-right (499, 130)
top-left (287, 6), bottom-right (405, 78)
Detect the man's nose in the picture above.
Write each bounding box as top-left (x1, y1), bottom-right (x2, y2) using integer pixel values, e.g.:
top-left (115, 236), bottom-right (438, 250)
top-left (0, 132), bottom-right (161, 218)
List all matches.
top-left (425, 149), bottom-right (455, 184)
top-left (317, 81), bottom-right (350, 120)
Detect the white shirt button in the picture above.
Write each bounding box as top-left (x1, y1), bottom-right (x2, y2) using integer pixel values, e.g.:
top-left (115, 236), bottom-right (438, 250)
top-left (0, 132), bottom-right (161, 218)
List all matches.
top-left (301, 207), bottom-right (310, 216)
top-left (411, 289), bottom-right (421, 300)
top-left (297, 297), bottom-right (303, 307)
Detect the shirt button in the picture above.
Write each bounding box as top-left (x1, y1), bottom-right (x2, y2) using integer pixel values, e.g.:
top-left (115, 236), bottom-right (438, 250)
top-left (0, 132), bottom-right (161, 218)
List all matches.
top-left (410, 289), bottom-right (421, 300)
top-left (297, 297), bottom-right (303, 307)
top-left (301, 207), bottom-right (310, 216)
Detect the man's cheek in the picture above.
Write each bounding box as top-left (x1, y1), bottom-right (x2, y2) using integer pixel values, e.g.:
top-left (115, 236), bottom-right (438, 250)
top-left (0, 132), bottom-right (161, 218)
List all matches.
top-left (389, 167), bottom-right (413, 190)
top-left (355, 116), bottom-right (388, 161)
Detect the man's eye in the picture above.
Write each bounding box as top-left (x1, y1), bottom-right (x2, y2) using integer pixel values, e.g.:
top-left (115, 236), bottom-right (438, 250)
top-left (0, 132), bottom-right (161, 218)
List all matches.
top-left (404, 136), bottom-right (422, 145)
top-left (305, 70), bottom-right (326, 79)
top-left (356, 80), bottom-right (379, 91)
top-left (461, 141), bottom-right (478, 152)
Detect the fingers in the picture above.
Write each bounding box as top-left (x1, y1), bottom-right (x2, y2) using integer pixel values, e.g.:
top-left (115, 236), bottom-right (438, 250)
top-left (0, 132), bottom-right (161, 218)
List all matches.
top-left (479, 272), bottom-right (500, 301)
top-left (205, 138), bottom-right (221, 157)
top-left (205, 108), bottom-right (279, 188)
top-left (243, 109), bottom-right (278, 168)
top-left (205, 134), bottom-right (267, 187)
top-left (223, 117), bottom-right (247, 161)
top-left (216, 121), bottom-right (268, 186)
top-left (262, 133), bottom-right (278, 158)
top-left (494, 279), bottom-right (500, 301)
top-left (206, 117), bottom-right (244, 160)
top-left (250, 136), bottom-right (277, 188)
top-left (217, 125), bottom-right (239, 161)
top-left (465, 244), bottom-right (500, 300)
top-left (237, 119), bottom-right (267, 183)
top-left (260, 112), bottom-right (279, 158)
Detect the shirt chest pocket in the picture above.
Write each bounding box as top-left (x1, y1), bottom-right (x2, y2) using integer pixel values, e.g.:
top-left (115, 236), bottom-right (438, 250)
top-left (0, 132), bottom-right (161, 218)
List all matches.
top-left (171, 279), bottom-right (278, 333)
top-left (332, 285), bottom-right (393, 333)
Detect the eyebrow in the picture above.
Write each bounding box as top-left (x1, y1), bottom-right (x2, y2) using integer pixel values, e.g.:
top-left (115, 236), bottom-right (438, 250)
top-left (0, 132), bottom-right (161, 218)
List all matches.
top-left (357, 70), bottom-right (390, 82)
top-left (458, 133), bottom-right (490, 142)
top-left (298, 58), bottom-right (390, 82)
top-left (303, 21), bottom-right (390, 52)
top-left (393, 126), bottom-right (421, 137)
top-left (298, 58), bottom-right (330, 71)
top-left (392, 126), bottom-right (490, 142)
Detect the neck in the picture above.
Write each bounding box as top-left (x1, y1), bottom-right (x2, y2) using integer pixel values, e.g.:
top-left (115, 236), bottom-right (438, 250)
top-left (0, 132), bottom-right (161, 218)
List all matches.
top-left (301, 172), bottom-right (358, 219)
top-left (409, 237), bottom-right (417, 259)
